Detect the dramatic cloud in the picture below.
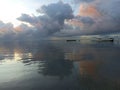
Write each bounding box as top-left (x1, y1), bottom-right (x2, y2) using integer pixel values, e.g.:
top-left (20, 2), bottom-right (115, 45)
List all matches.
top-left (18, 1), bottom-right (74, 37)
top-left (78, 4), bottom-right (101, 18)
top-left (94, 0), bottom-right (120, 34)
top-left (0, 21), bottom-right (14, 34)
top-left (14, 23), bottom-right (36, 40)
top-left (37, 1), bottom-right (73, 24)
top-left (0, 21), bottom-right (36, 40)
top-left (96, 0), bottom-right (120, 22)
top-left (0, 0), bottom-right (120, 39)
top-left (66, 0), bottom-right (120, 35)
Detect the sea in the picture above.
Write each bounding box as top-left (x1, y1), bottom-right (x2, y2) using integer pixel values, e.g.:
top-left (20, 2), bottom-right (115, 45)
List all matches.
top-left (0, 40), bottom-right (120, 90)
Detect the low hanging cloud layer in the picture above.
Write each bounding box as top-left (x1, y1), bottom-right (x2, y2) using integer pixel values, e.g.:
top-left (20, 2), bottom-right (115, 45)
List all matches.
top-left (0, 21), bottom-right (35, 40)
top-left (0, 0), bottom-right (120, 39)
top-left (0, 21), bottom-right (15, 40)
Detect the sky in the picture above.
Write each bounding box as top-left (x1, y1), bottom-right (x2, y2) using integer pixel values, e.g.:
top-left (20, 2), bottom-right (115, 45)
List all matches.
top-left (0, 0), bottom-right (120, 39)
top-left (0, 0), bottom-right (55, 26)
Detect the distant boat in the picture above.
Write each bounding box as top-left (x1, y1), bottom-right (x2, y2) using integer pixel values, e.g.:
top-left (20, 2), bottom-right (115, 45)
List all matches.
top-left (66, 40), bottom-right (76, 42)
top-left (94, 38), bottom-right (114, 42)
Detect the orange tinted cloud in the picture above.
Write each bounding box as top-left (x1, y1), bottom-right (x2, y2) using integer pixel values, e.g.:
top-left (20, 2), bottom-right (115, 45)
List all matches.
top-left (0, 23), bottom-right (14, 34)
top-left (14, 24), bottom-right (32, 33)
top-left (14, 26), bottom-right (23, 32)
top-left (78, 4), bottom-right (101, 18)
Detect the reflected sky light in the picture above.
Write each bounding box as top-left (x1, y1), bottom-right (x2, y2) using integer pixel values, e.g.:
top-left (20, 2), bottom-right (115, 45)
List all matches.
top-left (14, 52), bottom-right (22, 61)
top-left (0, 41), bottom-right (120, 90)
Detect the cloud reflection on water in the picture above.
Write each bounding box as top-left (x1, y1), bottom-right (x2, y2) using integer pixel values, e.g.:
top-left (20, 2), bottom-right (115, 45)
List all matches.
top-left (0, 41), bottom-right (120, 90)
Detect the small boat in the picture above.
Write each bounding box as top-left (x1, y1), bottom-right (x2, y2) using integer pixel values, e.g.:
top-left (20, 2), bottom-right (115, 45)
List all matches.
top-left (95, 38), bottom-right (114, 42)
top-left (66, 40), bottom-right (76, 42)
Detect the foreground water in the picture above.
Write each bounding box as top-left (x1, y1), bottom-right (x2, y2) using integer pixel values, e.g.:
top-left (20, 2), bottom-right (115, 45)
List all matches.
top-left (0, 40), bottom-right (120, 90)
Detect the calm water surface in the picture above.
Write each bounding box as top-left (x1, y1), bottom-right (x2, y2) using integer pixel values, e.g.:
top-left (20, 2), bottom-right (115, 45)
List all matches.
top-left (0, 40), bottom-right (120, 90)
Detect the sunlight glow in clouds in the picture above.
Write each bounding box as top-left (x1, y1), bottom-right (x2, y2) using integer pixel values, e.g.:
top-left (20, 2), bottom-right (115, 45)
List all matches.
top-left (0, 0), bottom-right (42, 26)
top-left (0, 1), bottom-right (23, 26)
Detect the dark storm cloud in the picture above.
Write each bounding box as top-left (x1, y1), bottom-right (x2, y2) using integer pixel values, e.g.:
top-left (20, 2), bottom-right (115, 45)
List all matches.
top-left (17, 1), bottom-right (103, 37)
top-left (18, 1), bottom-right (74, 36)
top-left (37, 1), bottom-right (74, 24)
